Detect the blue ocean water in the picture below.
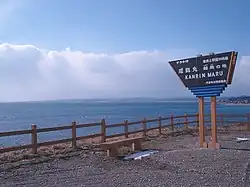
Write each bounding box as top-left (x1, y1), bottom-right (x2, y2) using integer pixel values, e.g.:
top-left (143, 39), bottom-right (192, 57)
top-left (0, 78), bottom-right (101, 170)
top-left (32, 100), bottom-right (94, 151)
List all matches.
top-left (0, 99), bottom-right (250, 147)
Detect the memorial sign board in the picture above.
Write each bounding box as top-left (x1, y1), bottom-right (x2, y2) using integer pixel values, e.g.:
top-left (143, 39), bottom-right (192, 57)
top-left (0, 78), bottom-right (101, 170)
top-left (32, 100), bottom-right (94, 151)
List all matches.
top-left (169, 51), bottom-right (238, 88)
top-left (169, 51), bottom-right (238, 149)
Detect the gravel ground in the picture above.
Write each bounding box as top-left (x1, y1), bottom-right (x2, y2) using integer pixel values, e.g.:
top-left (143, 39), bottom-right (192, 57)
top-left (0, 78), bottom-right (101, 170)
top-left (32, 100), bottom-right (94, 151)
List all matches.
top-left (1, 131), bottom-right (250, 187)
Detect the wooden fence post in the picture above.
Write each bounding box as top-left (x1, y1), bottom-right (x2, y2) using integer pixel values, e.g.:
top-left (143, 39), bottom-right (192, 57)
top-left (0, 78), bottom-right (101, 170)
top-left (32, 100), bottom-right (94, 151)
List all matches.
top-left (101, 119), bottom-right (106, 142)
top-left (142, 118), bottom-right (147, 137)
top-left (247, 113), bottom-right (250, 132)
top-left (31, 124), bottom-right (38, 154)
top-left (220, 114), bottom-right (224, 128)
top-left (158, 116), bottom-right (162, 134)
top-left (170, 115), bottom-right (174, 131)
top-left (72, 121), bottom-right (77, 149)
top-left (184, 113), bottom-right (188, 130)
top-left (196, 113), bottom-right (199, 130)
top-left (124, 120), bottom-right (129, 138)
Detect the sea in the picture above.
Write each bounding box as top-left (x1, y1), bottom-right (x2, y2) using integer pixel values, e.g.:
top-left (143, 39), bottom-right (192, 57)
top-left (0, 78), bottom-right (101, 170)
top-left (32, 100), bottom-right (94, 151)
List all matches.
top-left (0, 98), bottom-right (250, 147)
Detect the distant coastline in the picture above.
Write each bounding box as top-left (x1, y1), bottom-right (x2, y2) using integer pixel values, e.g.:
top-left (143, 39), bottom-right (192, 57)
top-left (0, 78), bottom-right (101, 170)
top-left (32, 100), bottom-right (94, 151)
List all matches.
top-left (217, 96), bottom-right (250, 105)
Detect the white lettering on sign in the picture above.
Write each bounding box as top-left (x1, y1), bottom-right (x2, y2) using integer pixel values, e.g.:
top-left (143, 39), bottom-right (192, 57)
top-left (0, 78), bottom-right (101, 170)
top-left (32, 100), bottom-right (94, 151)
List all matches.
top-left (178, 68), bottom-right (184, 74)
top-left (192, 66), bottom-right (198, 72)
top-left (210, 64), bottom-right (215, 69)
top-left (203, 56), bottom-right (229, 63)
top-left (178, 64), bottom-right (226, 75)
top-left (184, 71), bottom-right (224, 80)
top-left (222, 64), bottom-right (227, 68)
top-left (185, 68), bottom-right (191, 73)
top-left (178, 66), bottom-right (204, 74)
top-left (203, 64), bottom-right (208, 71)
top-left (206, 80), bottom-right (226, 84)
top-left (216, 64), bottom-right (221, 69)
top-left (185, 73), bottom-right (206, 80)
top-left (207, 71), bottom-right (223, 77)
top-left (176, 59), bottom-right (189, 64)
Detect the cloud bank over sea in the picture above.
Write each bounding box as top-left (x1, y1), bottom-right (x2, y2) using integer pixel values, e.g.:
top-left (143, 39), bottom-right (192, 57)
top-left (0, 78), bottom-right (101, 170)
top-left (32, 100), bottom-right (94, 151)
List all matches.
top-left (0, 43), bottom-right (248, 102)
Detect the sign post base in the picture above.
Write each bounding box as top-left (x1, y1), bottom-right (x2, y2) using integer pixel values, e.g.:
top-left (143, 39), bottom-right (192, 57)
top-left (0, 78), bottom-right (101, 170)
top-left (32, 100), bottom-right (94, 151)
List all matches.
top-left (207, 142), bottom-right (220, 149)
top-left (202, 142), bottom-right (208, 148)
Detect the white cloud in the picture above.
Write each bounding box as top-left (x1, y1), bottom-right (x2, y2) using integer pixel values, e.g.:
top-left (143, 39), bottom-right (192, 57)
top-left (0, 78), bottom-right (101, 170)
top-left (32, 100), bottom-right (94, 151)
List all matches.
top-left (0, 43), bottom-right (249, 102)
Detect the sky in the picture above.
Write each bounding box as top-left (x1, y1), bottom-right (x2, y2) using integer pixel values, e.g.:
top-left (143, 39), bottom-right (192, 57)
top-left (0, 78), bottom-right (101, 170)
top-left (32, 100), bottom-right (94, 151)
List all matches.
top-left (0, 0), bottom-right (249, 102)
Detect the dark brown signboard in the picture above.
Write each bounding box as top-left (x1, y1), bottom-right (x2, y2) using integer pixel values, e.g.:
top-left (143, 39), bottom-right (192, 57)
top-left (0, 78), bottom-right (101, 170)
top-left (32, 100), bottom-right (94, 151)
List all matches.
top-left (169, 51), bottom-right (238, 88)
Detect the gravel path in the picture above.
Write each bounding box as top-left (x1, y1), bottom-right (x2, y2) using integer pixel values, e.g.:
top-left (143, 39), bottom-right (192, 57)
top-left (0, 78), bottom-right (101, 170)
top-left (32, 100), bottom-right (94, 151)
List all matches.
top-left (1, 132), bottom-right (250, 187)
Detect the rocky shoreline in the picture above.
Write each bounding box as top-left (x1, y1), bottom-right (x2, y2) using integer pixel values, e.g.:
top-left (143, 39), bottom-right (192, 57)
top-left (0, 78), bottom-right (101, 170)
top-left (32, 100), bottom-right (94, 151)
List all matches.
top-left (217, 100), bottom-right (250, 105)
top-left (218, 96), bottom-right (250, 105)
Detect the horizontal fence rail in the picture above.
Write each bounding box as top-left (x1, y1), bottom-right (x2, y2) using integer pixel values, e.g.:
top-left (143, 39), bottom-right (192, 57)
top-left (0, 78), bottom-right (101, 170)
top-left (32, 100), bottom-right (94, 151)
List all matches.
top-left (0, 113), bottom-right (250, 154)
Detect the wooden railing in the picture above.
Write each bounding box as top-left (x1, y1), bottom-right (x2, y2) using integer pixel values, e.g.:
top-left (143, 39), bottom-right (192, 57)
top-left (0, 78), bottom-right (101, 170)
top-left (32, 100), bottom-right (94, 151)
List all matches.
top-left (0, 113), bottom-right (249, 154)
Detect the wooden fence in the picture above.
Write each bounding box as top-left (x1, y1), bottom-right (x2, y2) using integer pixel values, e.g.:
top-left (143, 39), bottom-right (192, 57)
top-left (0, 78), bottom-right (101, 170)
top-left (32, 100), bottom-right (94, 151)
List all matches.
top-left (0, 113), bottom-right (250, 154)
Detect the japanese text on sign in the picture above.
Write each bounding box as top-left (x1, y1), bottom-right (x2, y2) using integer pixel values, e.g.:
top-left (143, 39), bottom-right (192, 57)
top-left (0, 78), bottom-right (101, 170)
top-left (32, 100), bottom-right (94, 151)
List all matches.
top-left (202, 56), bottom-right (228, 63)
top-left (178, 64), bottom-right (227, 75)
top-left (168, 51), bottom-right (237, 87)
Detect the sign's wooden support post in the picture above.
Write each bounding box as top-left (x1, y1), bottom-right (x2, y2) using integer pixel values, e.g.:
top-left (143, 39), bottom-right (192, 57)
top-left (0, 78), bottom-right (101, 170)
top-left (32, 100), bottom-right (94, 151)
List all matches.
top-left (209, 96), bottom-right (219, 149)
top-left (198, 97), bottom-right (205, 147)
